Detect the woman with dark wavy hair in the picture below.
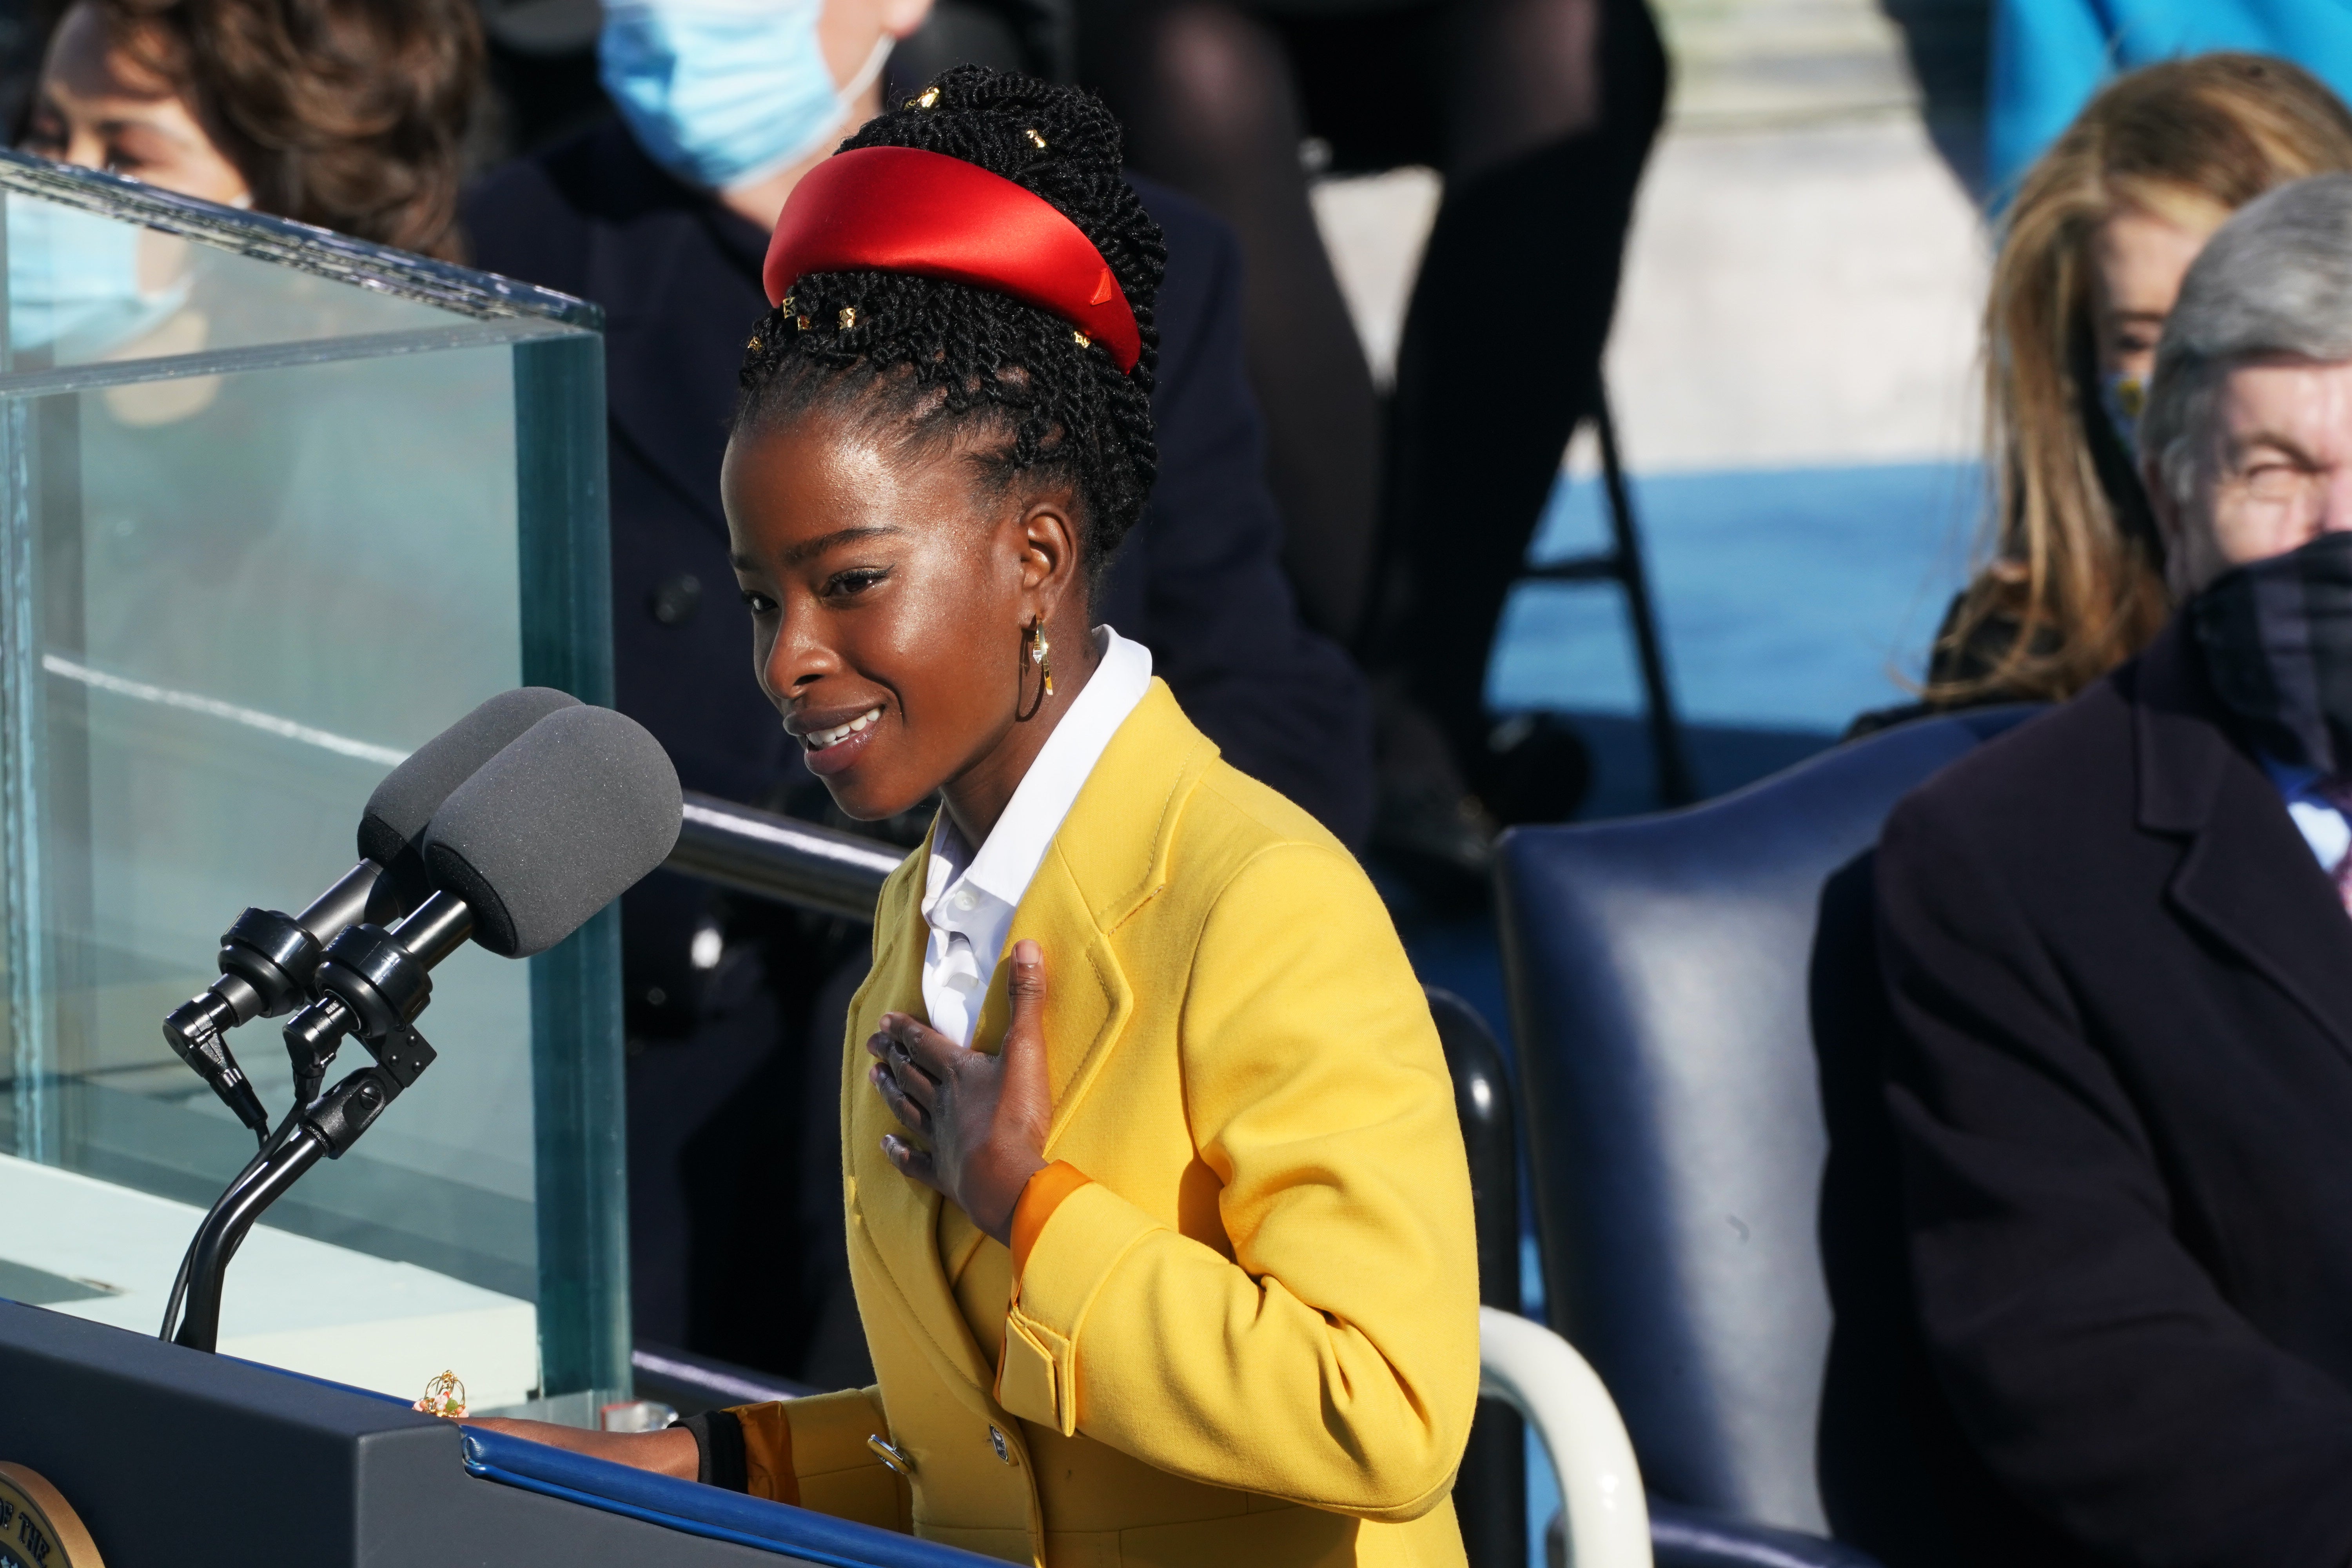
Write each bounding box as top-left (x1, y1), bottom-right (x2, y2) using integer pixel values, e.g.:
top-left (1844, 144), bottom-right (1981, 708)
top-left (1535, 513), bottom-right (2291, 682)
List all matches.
top-left (21, 0), bottom-right (480, 258)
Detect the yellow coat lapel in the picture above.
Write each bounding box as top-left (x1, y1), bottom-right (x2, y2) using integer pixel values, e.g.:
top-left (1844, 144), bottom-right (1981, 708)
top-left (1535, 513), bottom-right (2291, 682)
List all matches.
top-left (843, 845), bottom-right (999, 1414)
top-left (969, 681), bottom-right (1216, 1136)
top-left (842, 681), bottom-right (1221, 1410)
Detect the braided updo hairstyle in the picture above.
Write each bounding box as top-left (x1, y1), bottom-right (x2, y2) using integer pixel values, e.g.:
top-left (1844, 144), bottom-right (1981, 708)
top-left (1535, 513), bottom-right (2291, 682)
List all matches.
top-left (735, 67), bottom-right (1165, 584)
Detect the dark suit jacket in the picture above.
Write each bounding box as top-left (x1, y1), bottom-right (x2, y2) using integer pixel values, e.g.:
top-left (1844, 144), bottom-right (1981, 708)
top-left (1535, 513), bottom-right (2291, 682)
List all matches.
top-left (458, 118), bottom-right (1372, 843)
top-left (1874, 618), bottom-right (2352, 1567)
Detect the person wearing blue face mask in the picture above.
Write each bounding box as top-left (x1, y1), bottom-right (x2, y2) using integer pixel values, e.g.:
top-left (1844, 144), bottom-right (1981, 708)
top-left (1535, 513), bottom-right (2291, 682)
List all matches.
top-left (600, 0), bottom-right (897, 200)
top-left (14, 0), bottom-right (482, 366)
top-left (595, 0), bottom-right (917, 241)
top-left (462, 5), bottom-right (1374, 1385)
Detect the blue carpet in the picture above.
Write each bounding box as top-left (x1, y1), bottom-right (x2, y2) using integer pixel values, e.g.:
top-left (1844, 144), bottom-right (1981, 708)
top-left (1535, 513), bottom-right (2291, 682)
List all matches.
top-left (1490, 460), bottom-right (1984, 733)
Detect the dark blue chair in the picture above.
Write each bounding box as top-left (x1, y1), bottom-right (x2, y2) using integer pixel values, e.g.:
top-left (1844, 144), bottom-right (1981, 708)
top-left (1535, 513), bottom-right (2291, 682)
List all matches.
top-left (1497, 706), bottom-right (2041, 1566)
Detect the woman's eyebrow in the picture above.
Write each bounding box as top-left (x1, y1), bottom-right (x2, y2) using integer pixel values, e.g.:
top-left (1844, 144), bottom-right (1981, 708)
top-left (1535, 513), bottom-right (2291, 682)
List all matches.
top-left (779, 525), bottom-right (902, 567)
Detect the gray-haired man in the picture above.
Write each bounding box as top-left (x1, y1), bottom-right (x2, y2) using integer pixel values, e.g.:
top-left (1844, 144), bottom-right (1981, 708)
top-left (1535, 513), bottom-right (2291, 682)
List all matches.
top-left (1871, 174), bottom-right (2352, 1567)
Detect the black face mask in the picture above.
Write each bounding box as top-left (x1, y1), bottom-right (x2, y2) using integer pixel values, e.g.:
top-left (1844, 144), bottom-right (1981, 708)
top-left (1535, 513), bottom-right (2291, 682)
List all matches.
top-left (2192, 529), bottom-right (2352, 777)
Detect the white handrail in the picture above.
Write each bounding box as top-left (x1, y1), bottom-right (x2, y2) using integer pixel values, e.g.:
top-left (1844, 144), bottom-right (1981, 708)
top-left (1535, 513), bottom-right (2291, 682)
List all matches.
top-left (1477, 1306), bottom-right (1651, 1568)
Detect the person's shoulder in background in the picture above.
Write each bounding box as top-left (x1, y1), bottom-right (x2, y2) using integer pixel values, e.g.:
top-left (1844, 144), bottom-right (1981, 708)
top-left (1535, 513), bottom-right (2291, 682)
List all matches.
top-left (1103, 176), bottom-right (1377, 848)
top-left (461, 117), bottom-right (715, 303)
top-left (1875, 644), bottom-right (2138, 907)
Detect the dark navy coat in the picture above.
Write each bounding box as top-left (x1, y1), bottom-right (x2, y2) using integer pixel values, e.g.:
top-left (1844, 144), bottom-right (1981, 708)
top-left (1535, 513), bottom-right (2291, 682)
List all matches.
top-left (1870, 620), bottom-right (2352, 1565)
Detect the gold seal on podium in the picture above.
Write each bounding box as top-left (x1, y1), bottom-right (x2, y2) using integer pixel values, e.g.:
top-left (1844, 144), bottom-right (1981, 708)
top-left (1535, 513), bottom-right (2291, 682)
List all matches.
top-left (0, 1463), bottom-right (104, 1568)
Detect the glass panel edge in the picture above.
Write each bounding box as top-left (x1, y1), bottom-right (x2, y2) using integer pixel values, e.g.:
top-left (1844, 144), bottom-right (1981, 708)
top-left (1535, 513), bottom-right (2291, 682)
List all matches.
top-left (514, 332), bottom-right (630, 1399)
top-left (0, 149), bottom-right (603, 332)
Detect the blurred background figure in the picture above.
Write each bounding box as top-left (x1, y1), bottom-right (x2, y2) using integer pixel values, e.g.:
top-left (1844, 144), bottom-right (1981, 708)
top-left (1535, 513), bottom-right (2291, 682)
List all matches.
top-left (461, 0), bottom-right (1370, 1382)
top-left (1991, 0), bottom-right (2352, 197)
top-left (1854, 54), bottom-right (2352, 733)
top-left (1085, 0), bottom-right (1665, 859)
top-left (4, 0), bottom-right (483, 502)
top-left (17, 0), bottom-right (481, 256)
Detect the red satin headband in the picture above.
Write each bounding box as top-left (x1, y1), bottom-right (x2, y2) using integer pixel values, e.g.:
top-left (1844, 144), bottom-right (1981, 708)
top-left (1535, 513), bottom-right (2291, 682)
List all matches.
top-left (762, 145), bottom-right (1143, 375)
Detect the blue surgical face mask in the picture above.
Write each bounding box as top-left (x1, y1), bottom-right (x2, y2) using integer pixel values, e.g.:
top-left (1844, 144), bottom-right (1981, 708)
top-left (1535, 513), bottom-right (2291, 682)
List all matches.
top-left (600, 0), bottom-right (894, 192)
top-left (7, 195), bottom-right (192, 361)
top-left (2100, 368), bottom-right (2146, 456)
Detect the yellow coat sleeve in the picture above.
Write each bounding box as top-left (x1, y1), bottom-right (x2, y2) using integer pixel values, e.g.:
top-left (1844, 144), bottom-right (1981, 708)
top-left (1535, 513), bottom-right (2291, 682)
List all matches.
top-left (998, 840), bottom-right (1482, 1521)
top-left (729, 1387), bottom-right (912, 1530)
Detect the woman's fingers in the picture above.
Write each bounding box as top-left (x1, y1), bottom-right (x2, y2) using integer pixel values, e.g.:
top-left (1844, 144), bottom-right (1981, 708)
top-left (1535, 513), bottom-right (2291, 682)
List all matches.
top-left (870, 1021), bottom-right (941, 1102)
top-left (885, 1011), bottom-right (962, 1080)
top-left (882, 1132), bottom-right (941, 1191)
top-left (869, 1062), bottom-right (930, 1132)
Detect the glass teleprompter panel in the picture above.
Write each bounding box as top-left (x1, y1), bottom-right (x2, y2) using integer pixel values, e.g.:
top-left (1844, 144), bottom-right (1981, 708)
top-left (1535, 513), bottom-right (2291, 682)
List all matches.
top-left (24, 346), bottom-right (536, 1294)
top-left (0, 151), bottom-right (624, 1408)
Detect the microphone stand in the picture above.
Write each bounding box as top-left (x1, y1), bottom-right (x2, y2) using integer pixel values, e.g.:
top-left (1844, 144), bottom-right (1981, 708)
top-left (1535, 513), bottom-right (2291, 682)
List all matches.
top-left (167, 1063), bottom-right (413, 1351)
top-left (163, 892), bottom-right (471, 1354)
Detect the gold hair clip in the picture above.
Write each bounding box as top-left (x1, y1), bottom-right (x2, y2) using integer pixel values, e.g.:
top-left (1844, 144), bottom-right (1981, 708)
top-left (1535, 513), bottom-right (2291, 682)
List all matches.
top-left (1027, 128), bottom-right (1047, 149)
top-left (746, 333), bottom-right (763, 352)
top-left (838, 307), bottom-right (858, 330)
top-left (914, 87), bottom-right (940, 109)
top-left (795, 313), bottom-right (811, 330)
top-left (1072, 330), bottom-right (1091, 349)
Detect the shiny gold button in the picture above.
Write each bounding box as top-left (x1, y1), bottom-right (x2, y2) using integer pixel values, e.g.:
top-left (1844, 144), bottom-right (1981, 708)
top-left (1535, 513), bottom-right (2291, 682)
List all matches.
top-left (868, 1434), bottom-right (915, 1476)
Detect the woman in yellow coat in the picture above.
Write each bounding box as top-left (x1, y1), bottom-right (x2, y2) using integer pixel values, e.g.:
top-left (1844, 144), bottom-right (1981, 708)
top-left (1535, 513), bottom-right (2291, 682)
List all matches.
top-left (471, 66), bottom-right (1481, 1568)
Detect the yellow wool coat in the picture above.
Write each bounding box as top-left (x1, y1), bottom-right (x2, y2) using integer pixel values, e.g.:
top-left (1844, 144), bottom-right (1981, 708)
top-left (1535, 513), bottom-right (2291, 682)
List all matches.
top-left (750, 680), bottom-right (1480, 1568)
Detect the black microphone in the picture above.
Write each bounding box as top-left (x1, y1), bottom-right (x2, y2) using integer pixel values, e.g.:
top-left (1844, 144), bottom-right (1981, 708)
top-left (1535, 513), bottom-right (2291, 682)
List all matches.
top-left (160, 687), bottom-right (581, 1141)
top-left (276, 704), bottom-right (683, 1146)
top-left (169, 706), bottom-right (680, 1355)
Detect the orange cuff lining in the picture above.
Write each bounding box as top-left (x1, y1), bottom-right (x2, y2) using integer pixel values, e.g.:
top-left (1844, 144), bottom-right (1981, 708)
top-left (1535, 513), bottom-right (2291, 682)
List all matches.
top-left (730, 1401), bottom-right (798, 1506)
top-left (1010, 1161), bottom-right (1091, 1276)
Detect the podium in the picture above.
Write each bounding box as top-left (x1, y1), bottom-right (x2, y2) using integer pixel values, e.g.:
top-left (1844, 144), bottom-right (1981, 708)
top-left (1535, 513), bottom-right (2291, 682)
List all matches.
top-left (0, 1299), bottom-right (993, 1568)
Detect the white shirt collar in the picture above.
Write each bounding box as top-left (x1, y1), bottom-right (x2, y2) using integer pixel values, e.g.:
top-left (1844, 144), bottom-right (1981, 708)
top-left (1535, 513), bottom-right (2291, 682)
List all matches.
top-left (2260, 752), bottom-right (2352, 871)
top-left (918, 626), bottom-right (1154, 1046)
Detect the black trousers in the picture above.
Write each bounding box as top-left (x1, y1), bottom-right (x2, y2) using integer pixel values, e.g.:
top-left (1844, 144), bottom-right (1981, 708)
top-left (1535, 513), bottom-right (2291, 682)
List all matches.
top-left (1359, 0), bottom-right (1664, 764)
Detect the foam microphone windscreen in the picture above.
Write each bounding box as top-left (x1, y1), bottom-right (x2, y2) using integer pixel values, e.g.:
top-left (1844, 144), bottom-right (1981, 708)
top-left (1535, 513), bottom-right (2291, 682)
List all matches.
top-left (421, 706), bottom-right (683, 958)
top-left (358, 688), bottom-right (583, 906)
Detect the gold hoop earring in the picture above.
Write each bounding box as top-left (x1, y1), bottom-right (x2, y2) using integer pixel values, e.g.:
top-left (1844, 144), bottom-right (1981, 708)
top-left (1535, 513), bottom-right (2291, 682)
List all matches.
top-left (1016, 616), bottom-right (1053, 721)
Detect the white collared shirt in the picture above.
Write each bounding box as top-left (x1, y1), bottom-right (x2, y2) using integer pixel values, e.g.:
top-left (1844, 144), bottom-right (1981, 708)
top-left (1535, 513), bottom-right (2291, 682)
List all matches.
top-left (918, 626), bottom-right (1154, 1046)
top-left (2261, 753), bottom-right (2352, 873)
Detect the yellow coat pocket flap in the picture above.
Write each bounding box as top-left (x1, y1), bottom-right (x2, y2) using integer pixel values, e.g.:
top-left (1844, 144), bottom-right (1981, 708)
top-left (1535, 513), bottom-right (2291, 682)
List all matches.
top-left (997, 1308), bottom-right (1078, 1436)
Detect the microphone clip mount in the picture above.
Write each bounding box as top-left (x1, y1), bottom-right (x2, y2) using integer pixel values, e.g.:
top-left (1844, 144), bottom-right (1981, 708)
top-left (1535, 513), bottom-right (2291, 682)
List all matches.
top-left (281, 890), bottom-right (469, 1107)
top-left (159, 862), bottom-right (393, 1145)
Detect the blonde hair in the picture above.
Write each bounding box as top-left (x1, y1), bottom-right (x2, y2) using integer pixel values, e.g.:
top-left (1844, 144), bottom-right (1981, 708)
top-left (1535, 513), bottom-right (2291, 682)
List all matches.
top-left (1936, 53), bottom-right (2352, 704)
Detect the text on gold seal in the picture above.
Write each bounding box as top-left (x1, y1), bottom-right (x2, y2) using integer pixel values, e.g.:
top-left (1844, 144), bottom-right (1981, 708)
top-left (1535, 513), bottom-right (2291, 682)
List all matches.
top-left (0, 1464), bottom-right (104, 1568)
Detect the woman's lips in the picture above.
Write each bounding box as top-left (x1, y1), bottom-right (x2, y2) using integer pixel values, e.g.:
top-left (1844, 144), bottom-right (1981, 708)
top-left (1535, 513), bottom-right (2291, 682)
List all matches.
top-left (799, 705), bottom-right (884, 777)
top-left (803, 706), bottom-right (882, 748)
